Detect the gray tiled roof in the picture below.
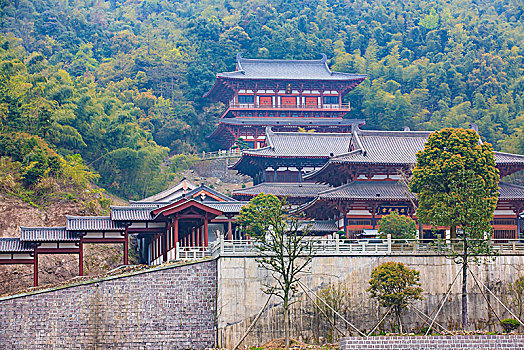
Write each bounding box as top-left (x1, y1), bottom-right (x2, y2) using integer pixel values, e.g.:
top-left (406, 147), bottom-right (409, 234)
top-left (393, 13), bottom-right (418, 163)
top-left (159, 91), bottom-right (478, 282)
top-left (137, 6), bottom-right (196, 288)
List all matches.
top-left (66, 216), bottom-right (126, 231)
top-left (218, 55), bottom-right (366, 81)
top-left (329, 130), bottom-right (524, 166)
top-left (137, 178), bottom-right (197, 203)
top-left (331, 130), bottom-right (431, 164)
top-left (20, 227), bottom-right (80, 242)
top-left (319, 180), bottom-right (415, 201)
top-left (299, 220), bottom-right (338, 233)
top-left (242, 129), bottom-right (352, 158)
top-left (111, 206), bottom-right (158, 221)
top-left (184, 185), bottom-right (238, 202)
top-left (204, 201), bottom-right (249, 213)
top-left (494, 152), bottom-right (524, 164)
top-left (499, 182), bottom-right (524, 200)
top-left (0, 238), bottom-right (34, 252)
top-left (219, 117), bottom-right (363, 127)
top-left (233, 182), bottom-right (330, 198)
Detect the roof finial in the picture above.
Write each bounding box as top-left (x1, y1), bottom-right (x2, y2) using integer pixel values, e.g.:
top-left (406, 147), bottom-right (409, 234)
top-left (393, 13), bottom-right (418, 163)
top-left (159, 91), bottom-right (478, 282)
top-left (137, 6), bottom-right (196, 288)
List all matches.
top-left (265, 126), bottom-right (275, 149)
top-left (320, 53), bottom-right (327, 63)
top-left (236, 52), bottom-right (244, 72)
top-left (469, 123), bottom-right (479, 133)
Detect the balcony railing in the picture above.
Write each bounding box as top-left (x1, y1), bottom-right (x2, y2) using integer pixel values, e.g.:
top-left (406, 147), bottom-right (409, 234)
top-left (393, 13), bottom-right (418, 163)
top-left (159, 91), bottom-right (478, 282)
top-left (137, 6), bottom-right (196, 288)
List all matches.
top-left (227, 103), bottom-right (351, 110)
top-left (206, 236), bottom-right (524, 258)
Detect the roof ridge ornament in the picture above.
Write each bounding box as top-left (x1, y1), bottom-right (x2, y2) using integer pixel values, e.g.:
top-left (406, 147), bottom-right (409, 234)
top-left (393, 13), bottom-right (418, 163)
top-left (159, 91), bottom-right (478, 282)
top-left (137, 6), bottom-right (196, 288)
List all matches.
top-left (265, 126), bottom-right (275, 149)
top-left (236, 52), bottom-right (245, 73)
top-left (352, 128), bottom-right (366, 155)
top-left (469, 123), bottom-right (483, 145)
top-left (320, 53), bottom-right (332, 75)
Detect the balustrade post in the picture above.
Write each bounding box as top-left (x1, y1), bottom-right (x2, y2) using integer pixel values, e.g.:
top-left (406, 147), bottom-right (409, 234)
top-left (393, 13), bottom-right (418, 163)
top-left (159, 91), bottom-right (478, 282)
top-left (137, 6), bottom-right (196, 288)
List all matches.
top-left (335, 234), bottom-right (340, 253)
top-left (387, 234), bottom-right (392, 254)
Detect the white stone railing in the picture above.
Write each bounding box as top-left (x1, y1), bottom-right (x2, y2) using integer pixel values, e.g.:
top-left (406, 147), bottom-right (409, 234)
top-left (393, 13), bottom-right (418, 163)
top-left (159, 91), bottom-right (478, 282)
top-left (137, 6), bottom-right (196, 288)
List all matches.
top-left (175, 243), bottom-right (211, 260)
top-left (200, 149), bottom-right (242, 160)
top-left (208, 236), bottom-right (524, 258)
top-left (173, 237), bottom-right (524, 261)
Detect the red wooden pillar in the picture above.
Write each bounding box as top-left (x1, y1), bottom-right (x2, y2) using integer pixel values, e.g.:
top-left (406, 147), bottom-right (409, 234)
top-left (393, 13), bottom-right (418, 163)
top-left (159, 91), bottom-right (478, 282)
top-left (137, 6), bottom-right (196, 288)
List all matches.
top-left (190, 228), bottom-right (194, 247)
top-left (204, 216), bottom-right (209, 247)
top-left (79, 239), bottom-right (84, 277)
top-left (162, 227), bottom-right (168, 263)
top-left (227, 218), bottom-right (233, 240)
top-left (197, 227), bottom-right (200, 247)
top-left (33, 248), bottom-right (38, 287)
top-left (174, 218), bottom-right (179, 252)
top-left (123, 226), bottom-right (129, 266)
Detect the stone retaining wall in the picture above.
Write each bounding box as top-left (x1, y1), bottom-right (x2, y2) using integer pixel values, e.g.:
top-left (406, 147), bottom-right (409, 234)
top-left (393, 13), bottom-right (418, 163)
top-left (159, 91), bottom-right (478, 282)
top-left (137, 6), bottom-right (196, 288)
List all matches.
top-left (339, 335), bottom-right (524, 349)
top-left (0, 260), bottom-right (217, 349)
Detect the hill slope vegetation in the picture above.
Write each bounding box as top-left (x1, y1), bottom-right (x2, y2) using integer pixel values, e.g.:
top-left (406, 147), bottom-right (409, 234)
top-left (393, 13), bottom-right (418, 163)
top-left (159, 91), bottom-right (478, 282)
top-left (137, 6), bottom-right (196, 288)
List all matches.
top-left (0, 0), bottom-right (523, 198)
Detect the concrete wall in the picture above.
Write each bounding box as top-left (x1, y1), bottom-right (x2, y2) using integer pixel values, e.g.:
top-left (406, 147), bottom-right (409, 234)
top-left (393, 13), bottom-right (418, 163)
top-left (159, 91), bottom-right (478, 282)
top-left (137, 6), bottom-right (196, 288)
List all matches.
top-left (2, 255), bottom-right (524, 349)
top-left (339, 335), bottom-right (524, 349)
top-left (217, 255), bottom-right (524, 348)
top-left (0, 260), bottom-right (217, 350)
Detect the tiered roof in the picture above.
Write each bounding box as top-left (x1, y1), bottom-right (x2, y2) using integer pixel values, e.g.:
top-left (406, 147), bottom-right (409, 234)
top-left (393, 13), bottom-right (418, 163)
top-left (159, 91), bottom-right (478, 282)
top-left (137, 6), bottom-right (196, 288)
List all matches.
top-left (233, 182), bottom-right (329, 200)
top-left (222, 54), bottom-right (366, 81)
top-left (205, 54), bottom-right (367, 102)
top-left (317, 180), bottom-right (415, 201)
top-left (231, 128), bottom-right (354, 177)
top-left (307, 128), bottom-right (524, 185)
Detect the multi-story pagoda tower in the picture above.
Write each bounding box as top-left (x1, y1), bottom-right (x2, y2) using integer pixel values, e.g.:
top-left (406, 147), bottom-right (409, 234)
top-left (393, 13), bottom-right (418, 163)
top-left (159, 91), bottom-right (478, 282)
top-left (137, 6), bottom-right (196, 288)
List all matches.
top-left (205, 53), bottom-right (367, 149)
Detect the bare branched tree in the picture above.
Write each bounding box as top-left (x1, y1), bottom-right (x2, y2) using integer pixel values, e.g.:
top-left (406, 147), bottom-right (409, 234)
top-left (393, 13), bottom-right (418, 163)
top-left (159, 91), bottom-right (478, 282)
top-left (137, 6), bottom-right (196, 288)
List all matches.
top-left (238, 194), bottom-right (313, 349)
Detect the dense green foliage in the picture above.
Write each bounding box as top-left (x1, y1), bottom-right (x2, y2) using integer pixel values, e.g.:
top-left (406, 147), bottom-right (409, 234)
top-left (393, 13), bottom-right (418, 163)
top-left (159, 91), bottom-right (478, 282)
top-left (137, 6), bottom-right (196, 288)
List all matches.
top-left (378, 211), bottom-right (417, 239)
top-left (409, 128), bottom-right (499, 329)
top-left (367, 261), bottom-right (424, 333)
top-left (410, 128), bottom-right (499, 241)
top-left (1, 0), bottom-right (523, 196)
top-left (501, 318), bottom-right (521, 332)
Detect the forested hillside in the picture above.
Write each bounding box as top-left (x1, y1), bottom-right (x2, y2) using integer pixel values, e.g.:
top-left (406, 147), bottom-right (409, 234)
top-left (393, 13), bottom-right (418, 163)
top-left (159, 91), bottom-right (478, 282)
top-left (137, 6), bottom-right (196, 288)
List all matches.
top-left (1, 0), bottom-right (523, 198)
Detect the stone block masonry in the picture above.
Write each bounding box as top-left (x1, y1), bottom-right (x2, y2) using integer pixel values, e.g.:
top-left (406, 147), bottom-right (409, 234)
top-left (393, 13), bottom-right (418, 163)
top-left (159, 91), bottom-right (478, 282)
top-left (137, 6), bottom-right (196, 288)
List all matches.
top-left (339, 335), bottom-right (524, 350)
top-left (0, 259), bottom-right (217, 349)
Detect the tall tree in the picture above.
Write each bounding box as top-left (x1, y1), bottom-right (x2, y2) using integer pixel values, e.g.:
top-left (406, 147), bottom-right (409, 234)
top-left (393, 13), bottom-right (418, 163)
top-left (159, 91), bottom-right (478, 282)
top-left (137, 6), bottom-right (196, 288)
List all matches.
top-left (409, 128), bottom-right (499, 329)
top-left (237, 194), bottom-right (313, 349)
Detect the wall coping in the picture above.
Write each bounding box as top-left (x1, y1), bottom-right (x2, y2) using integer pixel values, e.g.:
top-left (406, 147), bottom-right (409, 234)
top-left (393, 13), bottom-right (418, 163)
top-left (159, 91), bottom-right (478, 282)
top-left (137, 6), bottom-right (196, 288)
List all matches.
top-left (339, 334), bottom-right (524, 348)
top-left (0, 257), bottom-right (216, 302)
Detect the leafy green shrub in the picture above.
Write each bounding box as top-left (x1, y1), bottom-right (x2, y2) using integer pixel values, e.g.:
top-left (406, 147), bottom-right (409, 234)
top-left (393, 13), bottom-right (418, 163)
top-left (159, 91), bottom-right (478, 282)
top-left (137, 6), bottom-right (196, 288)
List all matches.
top-left (21, 149), bottom-right (49, 185)
top-left (501, 318), bottom-right (520, 333)
top-left (169, 153), bottom-right (199, 174)
top-left (378, 211), bottom-right (417, 239)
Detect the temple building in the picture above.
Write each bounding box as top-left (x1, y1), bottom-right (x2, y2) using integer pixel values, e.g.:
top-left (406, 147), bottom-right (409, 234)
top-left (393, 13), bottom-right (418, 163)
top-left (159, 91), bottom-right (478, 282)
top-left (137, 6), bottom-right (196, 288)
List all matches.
top-left (2, 54), bottom-right (524, 288)
top-left (0, 180), bottom-right (250, 286)
top-left (0, 178), bottom-right (338, 287)
top-left (231, 125), bottom-right (524, 240)
top-left (205, 53), bottom-right (366, 149)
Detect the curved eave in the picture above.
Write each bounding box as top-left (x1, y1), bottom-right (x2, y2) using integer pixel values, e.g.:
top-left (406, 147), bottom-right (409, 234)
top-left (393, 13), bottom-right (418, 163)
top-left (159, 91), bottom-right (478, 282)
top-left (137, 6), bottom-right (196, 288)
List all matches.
top-left (318, 195), bottom-right (414, 202)
top-left (215, 75), bottom-right (367, 83)
top-left (233, 192), bottom-right (319, 198)
top-left (292, 197), bottom-right (321, 214)
top-left (229, 155), bottom-right (264, 177)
